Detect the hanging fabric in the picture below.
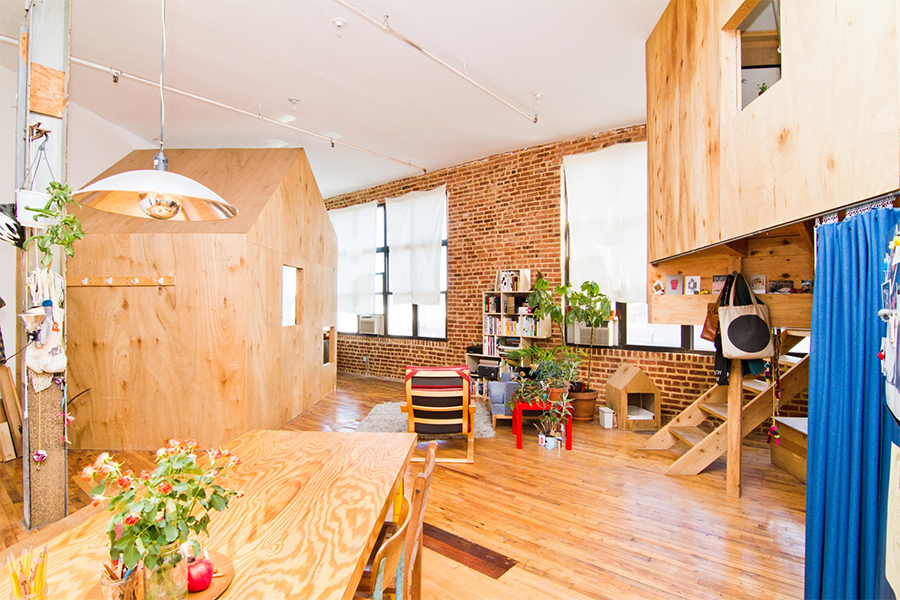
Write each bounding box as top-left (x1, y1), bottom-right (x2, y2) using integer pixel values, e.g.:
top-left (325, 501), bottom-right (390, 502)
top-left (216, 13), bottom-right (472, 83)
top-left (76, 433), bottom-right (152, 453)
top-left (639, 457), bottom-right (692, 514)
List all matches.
top-left (385, 185), bottom-right (447, 306)
top-left (328, 200), bottom-right (379, 315)
top-left (805, 207), bottom-right (899, 600)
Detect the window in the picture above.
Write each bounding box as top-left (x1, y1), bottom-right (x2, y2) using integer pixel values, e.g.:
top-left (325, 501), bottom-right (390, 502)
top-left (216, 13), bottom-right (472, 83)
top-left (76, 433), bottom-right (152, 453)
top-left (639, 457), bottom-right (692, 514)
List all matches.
top-left (335, 196), bottom-right (448, 339)
top-left (563, 142), bottom-right (711, 353)
top-left (282, 265), bottom-right (302, 327)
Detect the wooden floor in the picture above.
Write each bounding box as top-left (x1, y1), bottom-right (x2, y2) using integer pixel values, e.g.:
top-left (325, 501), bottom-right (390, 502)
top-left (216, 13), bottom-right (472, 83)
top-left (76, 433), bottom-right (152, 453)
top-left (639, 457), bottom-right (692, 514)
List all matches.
top-left (0, 372), bottom-right (806, 599)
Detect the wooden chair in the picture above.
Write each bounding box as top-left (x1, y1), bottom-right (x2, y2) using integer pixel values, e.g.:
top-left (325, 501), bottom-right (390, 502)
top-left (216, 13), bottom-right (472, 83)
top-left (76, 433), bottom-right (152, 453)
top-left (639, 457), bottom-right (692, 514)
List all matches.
top-left (354, 496), bottom-right (411, 600)
top-left (402, 366), bottom-right (475, 463)
top-left (356, 442), bottom-right (437, 600)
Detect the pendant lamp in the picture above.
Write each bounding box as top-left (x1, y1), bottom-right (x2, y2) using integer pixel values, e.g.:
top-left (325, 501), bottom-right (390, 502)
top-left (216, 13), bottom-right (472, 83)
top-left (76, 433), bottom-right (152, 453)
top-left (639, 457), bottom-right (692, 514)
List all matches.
top-left (73, 0), bottom-right (237, 221)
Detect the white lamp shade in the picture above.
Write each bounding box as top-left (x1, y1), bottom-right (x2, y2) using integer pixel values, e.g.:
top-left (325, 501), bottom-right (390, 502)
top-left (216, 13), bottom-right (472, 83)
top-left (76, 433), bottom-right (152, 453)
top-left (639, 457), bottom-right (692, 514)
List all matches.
top-left (73, 169), bottom-right (238, 221)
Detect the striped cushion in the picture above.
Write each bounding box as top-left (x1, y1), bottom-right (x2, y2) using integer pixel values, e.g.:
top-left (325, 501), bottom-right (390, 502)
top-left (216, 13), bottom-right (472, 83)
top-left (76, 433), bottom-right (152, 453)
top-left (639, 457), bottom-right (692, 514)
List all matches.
top-left (406, 366), bottom-right (470, 435)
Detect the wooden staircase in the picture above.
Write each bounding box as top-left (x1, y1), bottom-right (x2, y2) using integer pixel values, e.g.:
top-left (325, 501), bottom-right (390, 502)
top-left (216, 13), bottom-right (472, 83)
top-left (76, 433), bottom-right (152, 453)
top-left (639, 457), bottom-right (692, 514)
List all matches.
top-left (642, 329), bottom-right (810, 476)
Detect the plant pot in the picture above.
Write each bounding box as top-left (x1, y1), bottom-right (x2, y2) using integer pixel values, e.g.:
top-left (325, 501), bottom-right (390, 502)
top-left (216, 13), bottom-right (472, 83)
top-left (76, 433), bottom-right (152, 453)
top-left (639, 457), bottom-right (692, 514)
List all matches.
top-left (16, 189), bottom-right (51, 229)
top-left (545, 436), bottom-right (559, 450)
top-left (547, 387), bottom-right (566, 402)
top-left (569, 389), bottom-right (599, 423)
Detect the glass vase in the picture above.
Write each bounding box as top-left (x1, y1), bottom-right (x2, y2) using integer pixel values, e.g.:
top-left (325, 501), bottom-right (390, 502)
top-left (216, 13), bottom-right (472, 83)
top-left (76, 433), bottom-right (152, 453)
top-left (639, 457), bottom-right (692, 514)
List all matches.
top-left (144, 542), bottom-right (187, 600)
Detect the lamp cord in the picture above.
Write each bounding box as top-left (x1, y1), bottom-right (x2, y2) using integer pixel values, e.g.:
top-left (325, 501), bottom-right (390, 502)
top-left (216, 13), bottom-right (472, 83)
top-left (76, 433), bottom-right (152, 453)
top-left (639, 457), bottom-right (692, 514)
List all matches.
top-left (159, 0), bottom-right (166, 153)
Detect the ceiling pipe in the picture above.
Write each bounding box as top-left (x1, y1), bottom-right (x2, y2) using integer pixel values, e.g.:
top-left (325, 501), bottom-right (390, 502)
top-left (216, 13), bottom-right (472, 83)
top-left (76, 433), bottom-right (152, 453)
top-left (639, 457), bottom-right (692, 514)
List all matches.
top-left (0, 33), bottom-right (427, 174)
top-left (332, 0), bottom-right (538, 124)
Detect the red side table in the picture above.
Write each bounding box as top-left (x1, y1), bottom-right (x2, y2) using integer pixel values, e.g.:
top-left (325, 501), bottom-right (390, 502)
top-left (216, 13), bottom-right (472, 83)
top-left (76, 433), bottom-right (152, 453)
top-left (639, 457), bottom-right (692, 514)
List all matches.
top-left (513, 400), bottom-right (572, 450)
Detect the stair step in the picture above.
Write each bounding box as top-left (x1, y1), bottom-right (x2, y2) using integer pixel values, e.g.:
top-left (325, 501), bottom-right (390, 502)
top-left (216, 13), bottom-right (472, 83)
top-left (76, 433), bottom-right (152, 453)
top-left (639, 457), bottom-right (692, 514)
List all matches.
top-left (779, 354), bottom-right (802, 365)
top-left (742, 378), bottom-right (769, 393)
top-left (670, 426), bottom-right (709, 448)
top-left (699, 402), bottom-right (728, 420)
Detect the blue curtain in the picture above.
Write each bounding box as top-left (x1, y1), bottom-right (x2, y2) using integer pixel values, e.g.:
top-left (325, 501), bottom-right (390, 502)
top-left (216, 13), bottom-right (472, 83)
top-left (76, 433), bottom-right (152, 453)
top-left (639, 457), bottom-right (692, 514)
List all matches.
top-left (806, 208), bottom-right (900, 599)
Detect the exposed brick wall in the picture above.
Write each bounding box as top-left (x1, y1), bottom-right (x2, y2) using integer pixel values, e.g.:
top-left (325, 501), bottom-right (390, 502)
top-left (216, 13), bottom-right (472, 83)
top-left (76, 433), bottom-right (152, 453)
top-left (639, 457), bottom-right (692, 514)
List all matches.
top-left (325, 124), bottom-right (808, 427)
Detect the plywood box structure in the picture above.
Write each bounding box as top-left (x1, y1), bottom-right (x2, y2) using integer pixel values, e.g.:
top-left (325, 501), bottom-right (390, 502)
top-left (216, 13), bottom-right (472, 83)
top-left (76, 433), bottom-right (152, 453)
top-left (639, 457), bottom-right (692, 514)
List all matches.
top-left (66, 148), bottom-right (337, 450)
top-left (645, 0), bottom-right (900, 325)
top-left (606, 364), bottom-right (661, 431)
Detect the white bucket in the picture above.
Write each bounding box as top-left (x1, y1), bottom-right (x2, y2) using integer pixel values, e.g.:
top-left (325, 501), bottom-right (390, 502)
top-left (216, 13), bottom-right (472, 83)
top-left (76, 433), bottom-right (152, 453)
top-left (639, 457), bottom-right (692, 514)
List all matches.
top-left (16, 189), bottom-right (51, 229)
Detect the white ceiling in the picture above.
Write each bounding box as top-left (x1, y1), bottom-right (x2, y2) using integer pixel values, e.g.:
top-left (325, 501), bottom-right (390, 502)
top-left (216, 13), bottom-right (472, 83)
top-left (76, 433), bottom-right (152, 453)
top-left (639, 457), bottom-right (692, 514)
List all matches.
top-left (0, 0), bottom-right (667, 198)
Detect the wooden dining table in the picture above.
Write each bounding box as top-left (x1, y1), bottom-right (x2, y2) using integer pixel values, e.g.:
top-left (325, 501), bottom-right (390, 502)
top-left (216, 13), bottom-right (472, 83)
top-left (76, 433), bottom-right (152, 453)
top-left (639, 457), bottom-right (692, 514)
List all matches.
top-left (0, 430), bottom-right (418, 599)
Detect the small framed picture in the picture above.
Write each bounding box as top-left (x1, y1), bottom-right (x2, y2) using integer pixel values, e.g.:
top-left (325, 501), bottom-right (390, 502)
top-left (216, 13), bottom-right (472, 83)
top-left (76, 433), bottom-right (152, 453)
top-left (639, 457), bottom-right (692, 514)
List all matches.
top-left (685, 276), bottom-right (701, 295)
top-left (665, 274), bottom-right (684, 295)
top-left (749, 274), bottom-right (767, 294)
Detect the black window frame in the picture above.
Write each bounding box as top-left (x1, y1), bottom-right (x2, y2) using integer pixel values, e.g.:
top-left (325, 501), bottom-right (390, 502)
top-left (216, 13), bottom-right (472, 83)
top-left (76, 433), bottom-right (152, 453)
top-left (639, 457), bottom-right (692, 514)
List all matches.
top-left (372, 203), bottom-right (448, 341)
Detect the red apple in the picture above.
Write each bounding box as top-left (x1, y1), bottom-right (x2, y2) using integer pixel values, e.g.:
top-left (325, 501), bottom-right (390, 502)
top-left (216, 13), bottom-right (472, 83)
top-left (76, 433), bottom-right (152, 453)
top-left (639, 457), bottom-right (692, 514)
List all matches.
top-left (187, 557), bottom-right (214, 592)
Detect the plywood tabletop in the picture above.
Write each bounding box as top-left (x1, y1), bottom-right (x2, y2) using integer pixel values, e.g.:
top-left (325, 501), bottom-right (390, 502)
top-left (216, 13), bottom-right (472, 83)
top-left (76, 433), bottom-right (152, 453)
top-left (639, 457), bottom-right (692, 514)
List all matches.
top-left (0, 430), bottom-right (417, 600)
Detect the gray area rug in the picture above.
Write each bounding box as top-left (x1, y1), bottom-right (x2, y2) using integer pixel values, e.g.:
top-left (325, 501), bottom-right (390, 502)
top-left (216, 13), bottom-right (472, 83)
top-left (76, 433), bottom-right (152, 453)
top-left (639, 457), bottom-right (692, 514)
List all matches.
top-left (357, 401), bottom-right (495, 439)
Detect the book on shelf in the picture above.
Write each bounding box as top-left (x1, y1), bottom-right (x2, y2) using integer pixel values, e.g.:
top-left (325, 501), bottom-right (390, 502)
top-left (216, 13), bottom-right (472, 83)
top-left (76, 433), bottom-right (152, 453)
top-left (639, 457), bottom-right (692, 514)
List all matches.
top-left (484, 295), bottom-right (501, 314)
top-left (496, 269), bottom-right (532, 292)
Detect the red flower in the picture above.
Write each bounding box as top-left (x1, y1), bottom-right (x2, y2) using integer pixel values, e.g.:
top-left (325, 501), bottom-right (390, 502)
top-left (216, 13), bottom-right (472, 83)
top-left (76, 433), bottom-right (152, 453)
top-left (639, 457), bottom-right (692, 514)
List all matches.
top-left (117, 471), bottom-right (133, 490)
top-left (184, 439), bottom-right (198, 449)
top-left (156, 512), bottom-right (165, 522)
top-left (167, 438), bottom-right (181, 448)
top-left (91, 494), bottom-right (105, 507)
top-left (139, 470), bottom-right (153, 482)
top-left (156, 447), bottom-right (167, 459)
top-left (92, 453), bottom-right (110, 469)
top-left (98, 463), bottom-right (116, 477)
top-left (156, 481), bottom-right (173, 495)
top-left (124, 513), bottom-right (140, 526)
top-left (81, 466), bottom-right (95, 482)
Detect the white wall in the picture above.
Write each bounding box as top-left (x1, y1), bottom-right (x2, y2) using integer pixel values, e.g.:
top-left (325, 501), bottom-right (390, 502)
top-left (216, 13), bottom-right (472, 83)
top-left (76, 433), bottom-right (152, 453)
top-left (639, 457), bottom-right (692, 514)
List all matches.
top-left (0, 63), bottom-right (150, 377)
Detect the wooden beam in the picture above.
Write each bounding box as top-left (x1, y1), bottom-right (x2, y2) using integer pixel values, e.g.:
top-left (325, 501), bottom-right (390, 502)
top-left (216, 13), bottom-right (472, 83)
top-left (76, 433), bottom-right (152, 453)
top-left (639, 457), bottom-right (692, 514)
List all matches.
top-left (724, 239), bottom-right (749, 257)
top-left (722, 0), bottom-right (761, 30)
top-left (741, 31), bottom-right (781, 68)
top-left (726, 359), bottom-right (743, 498)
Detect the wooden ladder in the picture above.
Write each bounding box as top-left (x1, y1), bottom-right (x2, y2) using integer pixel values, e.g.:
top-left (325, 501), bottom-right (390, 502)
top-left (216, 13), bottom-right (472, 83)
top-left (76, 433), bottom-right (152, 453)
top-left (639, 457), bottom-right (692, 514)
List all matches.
top-left (642, 329), bottom-right (810, 476)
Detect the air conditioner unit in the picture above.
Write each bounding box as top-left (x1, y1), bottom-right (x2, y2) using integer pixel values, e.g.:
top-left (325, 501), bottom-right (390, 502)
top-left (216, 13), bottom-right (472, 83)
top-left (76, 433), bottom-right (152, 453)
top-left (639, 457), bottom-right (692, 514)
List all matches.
top-left (566, 320), bottom-right (618, 347)
top-left (358, 314), bottom-right (385, 335)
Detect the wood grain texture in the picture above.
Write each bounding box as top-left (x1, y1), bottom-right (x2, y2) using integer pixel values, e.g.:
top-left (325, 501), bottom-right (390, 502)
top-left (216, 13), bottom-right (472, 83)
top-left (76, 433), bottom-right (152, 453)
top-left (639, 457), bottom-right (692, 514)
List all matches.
top-left (1, 374), bottom-right (806, 599)
top-left (647, 0), bottom-right (900, 262)
top-left (66, 149), bottom-right (337, 449)
top-left (0, 430), bottom-right (416, 600)
top-left (28, 62), bottom-right (66, 118)
top-left (726, 360), bottom-right (743, 498)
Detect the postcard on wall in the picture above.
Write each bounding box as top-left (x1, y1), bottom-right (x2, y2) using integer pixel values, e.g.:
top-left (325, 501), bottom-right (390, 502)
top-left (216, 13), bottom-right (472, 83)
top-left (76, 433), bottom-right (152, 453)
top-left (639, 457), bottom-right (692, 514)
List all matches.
top-left (801, 279), bottom-right (814, 294)
top-left (712, 275), bottom-right (728, 295)
top-left (749, 274), bottom-right (767, 294)
top-left (768, 280), bottom-right (794, 294)
top-left (685, 276), bottom-right (701, 295)
top-left (665, 274), bottom-right (684, 295)
top-left (652, 280), bottom-right (666, 295)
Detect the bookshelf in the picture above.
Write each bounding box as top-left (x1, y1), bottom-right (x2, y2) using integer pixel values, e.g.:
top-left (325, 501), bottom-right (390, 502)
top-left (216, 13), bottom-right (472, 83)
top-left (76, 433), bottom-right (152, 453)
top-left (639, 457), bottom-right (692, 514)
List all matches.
top-left (466, 269), bottom-right (550, 400)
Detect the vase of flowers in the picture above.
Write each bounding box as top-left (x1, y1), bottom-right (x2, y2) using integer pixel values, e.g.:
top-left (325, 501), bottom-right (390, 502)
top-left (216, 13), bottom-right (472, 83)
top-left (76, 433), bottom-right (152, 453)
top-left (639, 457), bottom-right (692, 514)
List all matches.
top-left (84, 438), bottom-right (242, 600)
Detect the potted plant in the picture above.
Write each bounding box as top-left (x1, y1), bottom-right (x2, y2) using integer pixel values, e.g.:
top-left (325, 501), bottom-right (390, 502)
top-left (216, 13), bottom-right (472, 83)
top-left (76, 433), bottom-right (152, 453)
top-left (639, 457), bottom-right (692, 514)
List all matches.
top-left (24, 181), bottom-right (84, 268)
top-left (535, 395), bottom-right (573, 449)
top-left (563, 281), bottom-right (612, 421)
top-left (83, 438), bottom-right (242, 600)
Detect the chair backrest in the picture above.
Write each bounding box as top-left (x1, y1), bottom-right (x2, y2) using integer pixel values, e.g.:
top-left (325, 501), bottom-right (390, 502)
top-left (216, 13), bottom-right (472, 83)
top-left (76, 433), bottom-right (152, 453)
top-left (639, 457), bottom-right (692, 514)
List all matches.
top-left (370, 495), bottom-right (411, 599)
top-left (401, 442), bottom-right (436, 596)
top-left (405, 366), bottom-right (470, 435)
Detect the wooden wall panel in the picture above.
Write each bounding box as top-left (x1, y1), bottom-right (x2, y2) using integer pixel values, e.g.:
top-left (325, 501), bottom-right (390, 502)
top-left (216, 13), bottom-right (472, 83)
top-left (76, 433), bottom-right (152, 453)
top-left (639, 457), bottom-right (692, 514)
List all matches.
top-left (647, 0), bottom-right (900, 263)
top-left (68, 149), bottom-right (337, 449)
top-left (646, 0), bottom-right (725, 262)
top-left (67, 234), bottom-right (248, 449)
top-left (720, 0), bottom-right (900, 241)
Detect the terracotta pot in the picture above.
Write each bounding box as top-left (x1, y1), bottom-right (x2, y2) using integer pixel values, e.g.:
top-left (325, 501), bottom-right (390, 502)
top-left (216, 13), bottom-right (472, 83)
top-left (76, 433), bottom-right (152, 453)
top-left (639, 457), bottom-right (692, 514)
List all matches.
top-left (569, 389), bottom-right (599, 422)
top-left (547, 387), bottom-right (566, 402)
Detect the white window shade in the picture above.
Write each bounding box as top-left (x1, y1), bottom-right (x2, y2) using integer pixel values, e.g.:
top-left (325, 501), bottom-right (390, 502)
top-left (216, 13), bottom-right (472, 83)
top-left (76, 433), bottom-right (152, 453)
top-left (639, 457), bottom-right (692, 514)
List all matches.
top-left (385, 185), bottom-right (447, 306)
top-left (328, 200), bottom-right (378, 315)
top-left (564, 141), bottom-right (648, 303)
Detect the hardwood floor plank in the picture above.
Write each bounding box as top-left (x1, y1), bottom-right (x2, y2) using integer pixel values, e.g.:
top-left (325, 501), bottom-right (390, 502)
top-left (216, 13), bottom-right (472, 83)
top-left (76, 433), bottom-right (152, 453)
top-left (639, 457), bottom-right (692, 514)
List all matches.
top-left (0, 372), bottom-right (806, 599)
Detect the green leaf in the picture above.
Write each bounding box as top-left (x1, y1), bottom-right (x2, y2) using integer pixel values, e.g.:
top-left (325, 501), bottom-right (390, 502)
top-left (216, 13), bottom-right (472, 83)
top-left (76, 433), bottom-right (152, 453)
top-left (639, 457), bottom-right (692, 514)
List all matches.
top-left (123, 544), bottom-right (141, 569)
top-left (164, 523), bottom-right (178, 543)
top-left (135, 536), bottom-right (145, 556)
top-left (210, 494), bottom-right (226, 511)
top-left (91, 483), bottom-right (106, 497)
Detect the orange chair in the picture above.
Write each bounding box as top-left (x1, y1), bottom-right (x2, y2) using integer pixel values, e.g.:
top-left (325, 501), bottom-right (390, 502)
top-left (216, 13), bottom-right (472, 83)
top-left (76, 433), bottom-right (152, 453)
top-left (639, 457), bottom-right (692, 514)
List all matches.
top-left (402, 366), bottom-right (475, 463)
